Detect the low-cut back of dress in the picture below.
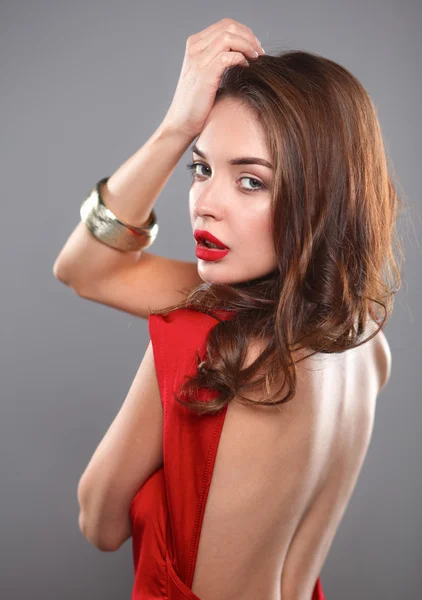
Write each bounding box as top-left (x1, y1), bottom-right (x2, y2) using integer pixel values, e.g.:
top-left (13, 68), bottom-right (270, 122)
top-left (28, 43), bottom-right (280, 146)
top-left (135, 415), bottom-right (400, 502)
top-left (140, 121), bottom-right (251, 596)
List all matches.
top-left (129, 307), bottom-right (325, 600)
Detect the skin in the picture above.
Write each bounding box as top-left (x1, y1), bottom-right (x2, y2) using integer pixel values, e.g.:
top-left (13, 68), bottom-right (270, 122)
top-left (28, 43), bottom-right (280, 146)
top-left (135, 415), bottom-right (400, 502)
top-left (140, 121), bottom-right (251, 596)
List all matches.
top-left (189, 97), bottom-right (278, 285)
top-left (74, 96), bottom-right (391, 599)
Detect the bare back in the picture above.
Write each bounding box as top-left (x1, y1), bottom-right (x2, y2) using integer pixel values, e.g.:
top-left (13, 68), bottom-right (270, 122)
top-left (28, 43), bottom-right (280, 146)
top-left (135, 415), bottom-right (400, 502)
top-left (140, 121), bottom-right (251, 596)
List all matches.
top-left (71, 251), bottom-right (390, 598)
top-left (190, 321), bottom-right (390, 600)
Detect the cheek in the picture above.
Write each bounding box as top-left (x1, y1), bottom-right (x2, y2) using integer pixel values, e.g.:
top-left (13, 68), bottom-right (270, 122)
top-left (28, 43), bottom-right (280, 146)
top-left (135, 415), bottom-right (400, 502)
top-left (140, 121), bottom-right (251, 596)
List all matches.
top-left (240, 208), bottom-right (273, 246)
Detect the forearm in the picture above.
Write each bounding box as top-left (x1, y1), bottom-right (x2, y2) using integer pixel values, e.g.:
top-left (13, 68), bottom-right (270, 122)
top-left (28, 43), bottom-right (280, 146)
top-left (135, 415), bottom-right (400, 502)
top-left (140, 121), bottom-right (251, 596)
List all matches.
top-left (52, 121), bottom-right (194, 294)
top-left (101, 122), bottom-right (193, 226)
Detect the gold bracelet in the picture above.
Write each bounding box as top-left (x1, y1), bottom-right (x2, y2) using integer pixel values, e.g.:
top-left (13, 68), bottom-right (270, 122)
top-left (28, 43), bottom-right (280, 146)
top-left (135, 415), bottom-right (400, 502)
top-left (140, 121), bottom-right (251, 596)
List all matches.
top-left (80, 177), bottom-right (159, 252)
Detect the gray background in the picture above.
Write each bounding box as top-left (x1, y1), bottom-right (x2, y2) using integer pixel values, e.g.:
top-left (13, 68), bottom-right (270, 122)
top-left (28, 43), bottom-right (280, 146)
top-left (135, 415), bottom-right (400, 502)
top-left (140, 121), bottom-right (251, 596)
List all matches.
top-left (2, 1), bottom-right (421, 598)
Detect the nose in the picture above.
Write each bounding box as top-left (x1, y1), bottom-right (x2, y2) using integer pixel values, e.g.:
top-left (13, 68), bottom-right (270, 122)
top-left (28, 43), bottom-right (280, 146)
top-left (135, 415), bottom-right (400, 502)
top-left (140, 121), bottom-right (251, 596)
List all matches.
top-left (190, 182), bottom-right (226, 220)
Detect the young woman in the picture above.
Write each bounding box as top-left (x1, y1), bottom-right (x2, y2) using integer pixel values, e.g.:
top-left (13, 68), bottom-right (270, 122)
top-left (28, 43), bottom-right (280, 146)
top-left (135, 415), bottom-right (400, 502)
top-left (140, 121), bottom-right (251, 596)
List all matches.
top-left (54, 17), bottom-right (401, 600)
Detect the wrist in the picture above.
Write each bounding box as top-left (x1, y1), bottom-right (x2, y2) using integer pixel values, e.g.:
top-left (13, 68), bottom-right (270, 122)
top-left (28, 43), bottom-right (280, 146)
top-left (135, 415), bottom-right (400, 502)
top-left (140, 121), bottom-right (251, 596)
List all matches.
top-left (156, 118), bottom-right (197, 147)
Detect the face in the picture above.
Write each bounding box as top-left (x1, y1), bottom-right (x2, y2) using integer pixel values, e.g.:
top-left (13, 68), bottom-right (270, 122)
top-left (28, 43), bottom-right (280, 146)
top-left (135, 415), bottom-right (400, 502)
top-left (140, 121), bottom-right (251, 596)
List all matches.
top-left (189, 97), bottom-right (278, 285)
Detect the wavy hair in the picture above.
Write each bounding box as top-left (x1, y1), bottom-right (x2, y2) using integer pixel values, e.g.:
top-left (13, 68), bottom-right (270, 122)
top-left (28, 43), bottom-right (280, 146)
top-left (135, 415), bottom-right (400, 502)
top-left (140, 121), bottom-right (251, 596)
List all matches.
top-left (151, 49), bottom-right (405, 416)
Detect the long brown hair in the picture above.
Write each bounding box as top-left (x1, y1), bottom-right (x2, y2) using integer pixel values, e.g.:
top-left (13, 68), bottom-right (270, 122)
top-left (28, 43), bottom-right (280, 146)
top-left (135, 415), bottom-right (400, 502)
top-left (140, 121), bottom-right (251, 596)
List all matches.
top-left (151, 50), bottom-right (405, 416)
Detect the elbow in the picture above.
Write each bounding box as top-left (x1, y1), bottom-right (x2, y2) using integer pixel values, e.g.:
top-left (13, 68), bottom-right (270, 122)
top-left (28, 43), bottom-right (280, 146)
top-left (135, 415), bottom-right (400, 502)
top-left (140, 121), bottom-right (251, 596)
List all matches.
top-left (52, 260), bottom-right (84, 296)
top-left (52, 259), bottom-right (71, 287)
top-left (78, 510), bottom-right (120, 552)
top-left (77, 480), bottom-right (112, 551)
top-left (77, 481), bottom-right (127, 552)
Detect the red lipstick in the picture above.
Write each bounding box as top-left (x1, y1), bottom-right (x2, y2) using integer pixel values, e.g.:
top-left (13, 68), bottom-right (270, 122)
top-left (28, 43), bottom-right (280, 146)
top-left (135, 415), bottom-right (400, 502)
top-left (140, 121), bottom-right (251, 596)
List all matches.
top-left (194, 229), bottom-right (230, 261)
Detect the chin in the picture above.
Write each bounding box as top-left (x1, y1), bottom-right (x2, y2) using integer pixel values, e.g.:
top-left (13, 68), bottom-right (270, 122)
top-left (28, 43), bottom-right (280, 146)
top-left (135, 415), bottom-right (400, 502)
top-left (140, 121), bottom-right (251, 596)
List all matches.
top-left (197, 269), bottom-right (246, 287)
top-left (197, 266), bottom-right (230, 285)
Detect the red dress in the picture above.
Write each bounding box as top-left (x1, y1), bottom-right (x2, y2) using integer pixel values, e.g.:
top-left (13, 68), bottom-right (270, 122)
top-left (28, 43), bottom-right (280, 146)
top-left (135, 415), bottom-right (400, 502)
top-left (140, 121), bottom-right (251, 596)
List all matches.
top-left (129, 307), bottom-right (325, 600)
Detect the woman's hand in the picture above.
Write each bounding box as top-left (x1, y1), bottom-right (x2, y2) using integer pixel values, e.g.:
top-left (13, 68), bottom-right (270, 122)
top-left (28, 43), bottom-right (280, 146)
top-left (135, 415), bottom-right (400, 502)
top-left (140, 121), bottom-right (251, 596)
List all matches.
top-left (162, 17), bottom-right (265, 140)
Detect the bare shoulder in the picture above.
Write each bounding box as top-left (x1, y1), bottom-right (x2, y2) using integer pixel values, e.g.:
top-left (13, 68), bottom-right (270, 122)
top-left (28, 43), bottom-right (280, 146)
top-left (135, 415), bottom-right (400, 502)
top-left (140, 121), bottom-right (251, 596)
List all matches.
top-left (79, 251), bottom-right (203, 319)
top-left (375, 327), bottom-right (392, 391)
top-left (364, 319), bottom-right (392, 393)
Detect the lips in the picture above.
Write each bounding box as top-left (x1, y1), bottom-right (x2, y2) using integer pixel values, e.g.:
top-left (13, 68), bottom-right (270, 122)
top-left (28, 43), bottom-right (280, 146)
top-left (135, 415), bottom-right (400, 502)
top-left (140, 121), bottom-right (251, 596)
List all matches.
top-left (194, 229), bottom-right (228, 249)
top-left (195, 244), bottom-right (230, 261)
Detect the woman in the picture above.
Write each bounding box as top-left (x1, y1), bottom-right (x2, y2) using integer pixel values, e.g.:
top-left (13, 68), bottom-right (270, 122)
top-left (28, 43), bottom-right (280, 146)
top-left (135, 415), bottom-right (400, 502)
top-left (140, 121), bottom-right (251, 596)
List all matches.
top-left (54, 17), bottom-right (401, 600)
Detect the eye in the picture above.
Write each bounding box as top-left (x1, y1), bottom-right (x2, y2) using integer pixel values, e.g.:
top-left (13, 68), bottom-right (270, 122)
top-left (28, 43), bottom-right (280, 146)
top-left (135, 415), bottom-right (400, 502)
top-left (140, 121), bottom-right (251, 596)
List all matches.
top-left (185, 161), bottom-right (267, 193)
top-left (239, 176), bottom-right (264, 192)
top-left (186, 161), bottom-right (210, 178)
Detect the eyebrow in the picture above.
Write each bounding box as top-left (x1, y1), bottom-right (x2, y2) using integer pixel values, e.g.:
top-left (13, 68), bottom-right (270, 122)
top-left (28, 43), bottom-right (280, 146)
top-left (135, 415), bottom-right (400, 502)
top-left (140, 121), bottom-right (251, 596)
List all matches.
top-left (191, 143), bottom-right (273, 169)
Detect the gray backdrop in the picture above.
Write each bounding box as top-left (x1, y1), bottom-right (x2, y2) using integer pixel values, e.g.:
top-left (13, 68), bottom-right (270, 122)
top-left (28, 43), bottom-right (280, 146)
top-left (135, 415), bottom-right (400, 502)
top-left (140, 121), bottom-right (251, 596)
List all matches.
top-left (2, 0), bottom-right (421, 598)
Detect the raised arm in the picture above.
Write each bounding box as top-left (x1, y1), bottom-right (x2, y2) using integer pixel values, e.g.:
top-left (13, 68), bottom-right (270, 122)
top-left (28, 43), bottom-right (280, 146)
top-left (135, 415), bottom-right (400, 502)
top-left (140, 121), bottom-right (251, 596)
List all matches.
top-left (53, 18), bottom-right (264, 318)
top-left (52, 122), bottom-right (202, 317)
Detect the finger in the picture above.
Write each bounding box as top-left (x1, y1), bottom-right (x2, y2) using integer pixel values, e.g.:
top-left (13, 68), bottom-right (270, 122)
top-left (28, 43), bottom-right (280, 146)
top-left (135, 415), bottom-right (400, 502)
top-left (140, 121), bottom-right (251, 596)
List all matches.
top-left (200, 31), bottom-right (261, 68)
top-left (189, 18), bottom-right (228, 43)
top-left (207, 51), bottom-right (250, 77)
top-left (192, 18), bottom-right (262, 53)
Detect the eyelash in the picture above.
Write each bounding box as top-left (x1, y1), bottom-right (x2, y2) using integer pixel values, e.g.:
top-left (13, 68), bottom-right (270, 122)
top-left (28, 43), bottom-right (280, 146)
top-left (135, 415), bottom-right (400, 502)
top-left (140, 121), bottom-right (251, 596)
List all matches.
top-left (185, 161), bottom-right (267, 193)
